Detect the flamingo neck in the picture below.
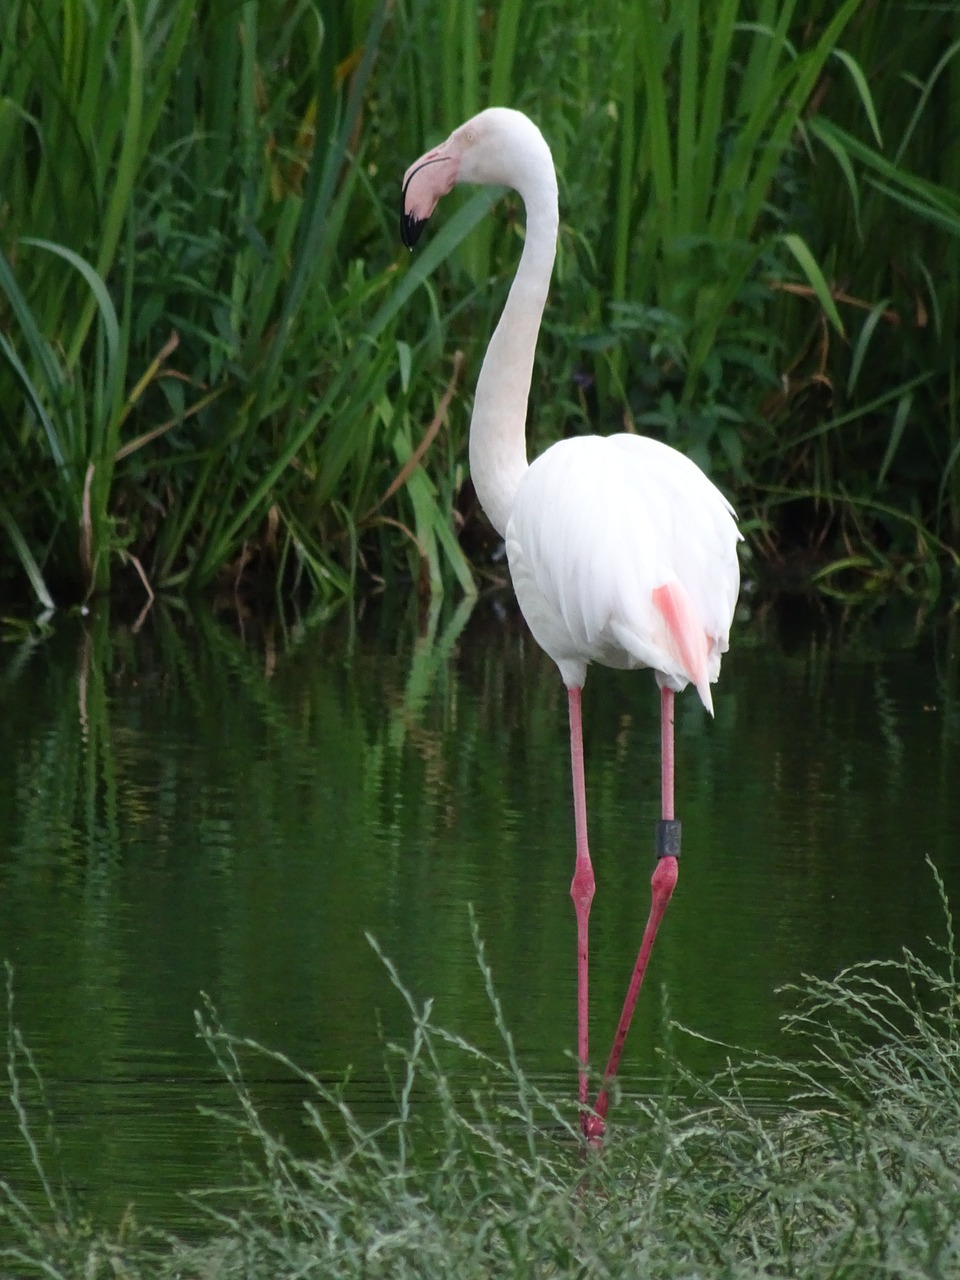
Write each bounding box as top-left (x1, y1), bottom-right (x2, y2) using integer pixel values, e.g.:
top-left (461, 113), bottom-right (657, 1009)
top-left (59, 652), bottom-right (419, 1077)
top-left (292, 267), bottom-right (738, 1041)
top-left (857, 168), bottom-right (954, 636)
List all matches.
top-left (469, 160), bottom-right (558, 539)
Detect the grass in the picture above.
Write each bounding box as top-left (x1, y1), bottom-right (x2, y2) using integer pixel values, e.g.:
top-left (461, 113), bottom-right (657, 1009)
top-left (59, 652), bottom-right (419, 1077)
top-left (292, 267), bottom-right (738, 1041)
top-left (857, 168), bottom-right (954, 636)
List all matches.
top-left (3, 865), bottom-right (960, 1278)
top-left (600, 0), bottom-right (854, 415)
top-left (0, 0), bottom-right (479, 607)
top-left (1, 1), bottom-right (959, 610)
top-left (761, 0), bottom-right (960, 575)
top-left (0, 0), bottom-right (194, 599)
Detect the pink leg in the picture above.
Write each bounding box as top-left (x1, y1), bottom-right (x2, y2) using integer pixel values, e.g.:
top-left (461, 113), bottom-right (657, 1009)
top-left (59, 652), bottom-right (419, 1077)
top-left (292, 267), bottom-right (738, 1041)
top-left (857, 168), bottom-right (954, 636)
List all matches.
top-left (589, 686), bottom-right (679, 1138)
top-left (567, 687), bottom-right (595, 1125)
top-left (661, 682), bottom-right (675, 821)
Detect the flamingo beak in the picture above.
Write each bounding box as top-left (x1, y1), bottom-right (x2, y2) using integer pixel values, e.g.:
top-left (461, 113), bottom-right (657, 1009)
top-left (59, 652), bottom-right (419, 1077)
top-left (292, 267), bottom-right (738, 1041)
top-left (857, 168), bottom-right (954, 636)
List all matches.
top-left (400, 143), bottom-right (459, 248)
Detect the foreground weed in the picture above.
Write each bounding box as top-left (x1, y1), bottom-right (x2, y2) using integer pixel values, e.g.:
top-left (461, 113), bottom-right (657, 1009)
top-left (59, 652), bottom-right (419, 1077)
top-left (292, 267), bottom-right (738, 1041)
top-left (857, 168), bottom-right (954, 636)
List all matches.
top-left (4, 867), bottom-right (960, 1277)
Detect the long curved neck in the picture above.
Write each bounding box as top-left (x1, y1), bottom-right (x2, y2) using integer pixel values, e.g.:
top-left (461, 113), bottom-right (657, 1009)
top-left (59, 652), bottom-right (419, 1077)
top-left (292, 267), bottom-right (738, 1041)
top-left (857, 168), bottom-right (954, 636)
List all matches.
top-left (469, 162), bottom-right (558, 539)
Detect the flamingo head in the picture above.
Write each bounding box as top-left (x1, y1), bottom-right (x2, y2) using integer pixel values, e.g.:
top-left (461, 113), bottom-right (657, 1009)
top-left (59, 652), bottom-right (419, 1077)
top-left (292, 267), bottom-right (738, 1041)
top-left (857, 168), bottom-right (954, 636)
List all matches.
top-left (400, 108), bottom-right (550, 248)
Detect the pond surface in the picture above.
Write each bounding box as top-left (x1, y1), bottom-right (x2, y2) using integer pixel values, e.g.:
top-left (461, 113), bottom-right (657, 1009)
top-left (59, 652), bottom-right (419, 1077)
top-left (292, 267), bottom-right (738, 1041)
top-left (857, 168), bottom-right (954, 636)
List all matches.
top-left (1, 591), bottom-right (958, 1233)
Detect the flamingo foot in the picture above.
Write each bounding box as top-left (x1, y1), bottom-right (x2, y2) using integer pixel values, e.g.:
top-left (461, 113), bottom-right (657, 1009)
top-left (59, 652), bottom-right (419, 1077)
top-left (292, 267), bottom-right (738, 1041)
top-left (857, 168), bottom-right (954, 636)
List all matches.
top-left (581, 1110), bottom-right (605, 1145)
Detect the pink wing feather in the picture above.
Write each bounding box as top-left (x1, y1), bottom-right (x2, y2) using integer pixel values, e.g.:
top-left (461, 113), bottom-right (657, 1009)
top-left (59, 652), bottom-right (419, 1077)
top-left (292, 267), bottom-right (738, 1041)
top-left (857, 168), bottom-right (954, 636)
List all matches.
top-left (651, 581), bottom-right (713, 714)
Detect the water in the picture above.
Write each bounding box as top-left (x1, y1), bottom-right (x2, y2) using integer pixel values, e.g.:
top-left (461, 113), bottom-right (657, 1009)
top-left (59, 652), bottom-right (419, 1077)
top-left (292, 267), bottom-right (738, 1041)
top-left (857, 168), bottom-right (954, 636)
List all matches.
top-left (0, 593), bottom-right (957, 1233)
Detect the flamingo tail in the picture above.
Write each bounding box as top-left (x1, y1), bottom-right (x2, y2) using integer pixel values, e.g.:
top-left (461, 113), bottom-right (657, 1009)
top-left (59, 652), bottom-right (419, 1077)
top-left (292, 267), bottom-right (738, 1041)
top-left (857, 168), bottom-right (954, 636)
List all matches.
top-left (652, 581), bottom-right (713, 715)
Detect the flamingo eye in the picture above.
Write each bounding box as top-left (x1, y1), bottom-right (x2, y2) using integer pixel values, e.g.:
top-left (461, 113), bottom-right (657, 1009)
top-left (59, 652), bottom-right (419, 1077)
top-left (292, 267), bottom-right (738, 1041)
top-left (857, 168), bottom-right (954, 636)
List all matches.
top-left (464, 129), bottom-right (477, 144)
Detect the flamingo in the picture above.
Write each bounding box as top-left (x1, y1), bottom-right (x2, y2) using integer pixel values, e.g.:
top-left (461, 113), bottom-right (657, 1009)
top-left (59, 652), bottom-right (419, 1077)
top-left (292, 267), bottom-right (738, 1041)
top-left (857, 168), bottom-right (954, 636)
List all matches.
top-left (401, 108), bottom-right (741, 1139)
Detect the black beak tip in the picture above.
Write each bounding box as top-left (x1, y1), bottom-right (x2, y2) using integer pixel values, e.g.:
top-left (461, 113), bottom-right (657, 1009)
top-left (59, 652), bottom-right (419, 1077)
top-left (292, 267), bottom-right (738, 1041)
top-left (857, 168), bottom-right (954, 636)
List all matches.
top-left (400, 208), bottom-right (425, 250)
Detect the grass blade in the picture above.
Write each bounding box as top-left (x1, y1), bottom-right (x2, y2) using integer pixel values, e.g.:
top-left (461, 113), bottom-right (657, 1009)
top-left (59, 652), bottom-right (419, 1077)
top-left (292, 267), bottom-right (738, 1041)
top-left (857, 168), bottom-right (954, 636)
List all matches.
top-left (781, 232), bottom-right (845, 335)
top-left (0, 497), bottom-right (55, 610)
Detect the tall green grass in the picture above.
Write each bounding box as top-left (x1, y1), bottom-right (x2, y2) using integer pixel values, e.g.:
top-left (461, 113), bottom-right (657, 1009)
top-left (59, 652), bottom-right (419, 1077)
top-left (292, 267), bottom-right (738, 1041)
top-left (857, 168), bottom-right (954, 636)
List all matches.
top-left (1, 0), bottom-right (957, 611)
top-left (583, 0), bottom-right (860, 475)
top-left (4, 868), bottom-right (960, 1277)
top-left (0, 0), bottom-right (194, 600)
top-left (765, 0), bottom-right (960, 578)
top-left (0, 0), bottom-right (480, 607)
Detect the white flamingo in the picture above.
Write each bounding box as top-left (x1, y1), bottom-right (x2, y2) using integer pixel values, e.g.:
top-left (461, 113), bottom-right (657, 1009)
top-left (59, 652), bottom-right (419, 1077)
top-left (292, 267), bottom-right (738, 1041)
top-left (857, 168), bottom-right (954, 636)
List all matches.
top-left (401, 108), bottom-right (742, 1138)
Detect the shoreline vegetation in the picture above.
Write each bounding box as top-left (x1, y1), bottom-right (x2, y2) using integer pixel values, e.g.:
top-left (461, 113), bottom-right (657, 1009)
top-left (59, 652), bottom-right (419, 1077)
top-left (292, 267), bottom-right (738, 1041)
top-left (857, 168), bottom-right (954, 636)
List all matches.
top-left (3, 868), bottom-right (960, 1277)
top-left (1, 1), bottom-right (958, 616)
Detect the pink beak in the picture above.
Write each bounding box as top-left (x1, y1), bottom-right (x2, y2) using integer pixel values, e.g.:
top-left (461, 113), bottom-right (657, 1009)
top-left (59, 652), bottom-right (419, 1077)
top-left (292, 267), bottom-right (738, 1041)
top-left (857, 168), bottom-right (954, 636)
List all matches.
top-left (400, 141), bottom-right (460, 248)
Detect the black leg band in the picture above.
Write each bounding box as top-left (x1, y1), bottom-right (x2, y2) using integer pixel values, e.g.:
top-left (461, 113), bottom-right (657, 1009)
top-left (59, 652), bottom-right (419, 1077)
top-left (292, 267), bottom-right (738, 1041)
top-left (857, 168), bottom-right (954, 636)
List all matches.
top-left (656, 818), bottom-right (682, 859)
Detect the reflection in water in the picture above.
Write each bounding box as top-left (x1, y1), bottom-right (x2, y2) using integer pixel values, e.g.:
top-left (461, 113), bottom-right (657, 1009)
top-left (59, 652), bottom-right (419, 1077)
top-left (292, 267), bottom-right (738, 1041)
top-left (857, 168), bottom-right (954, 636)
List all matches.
top-left (0, 595), bottom-right (957, 1230)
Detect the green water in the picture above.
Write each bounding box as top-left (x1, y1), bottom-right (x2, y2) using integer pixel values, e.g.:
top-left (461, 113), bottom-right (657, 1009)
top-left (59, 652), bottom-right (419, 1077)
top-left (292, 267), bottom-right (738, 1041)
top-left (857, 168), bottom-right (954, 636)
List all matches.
top-left (1, 595), bottom-right (957, 1233)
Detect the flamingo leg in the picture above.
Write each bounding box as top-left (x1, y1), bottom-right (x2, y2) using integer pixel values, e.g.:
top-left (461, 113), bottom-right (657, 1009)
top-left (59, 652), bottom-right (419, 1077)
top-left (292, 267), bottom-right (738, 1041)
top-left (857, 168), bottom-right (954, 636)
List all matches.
top-left (590, 686), bottom-right (680, 1137)
top-left (567, 687), bottom-right (595, 1128)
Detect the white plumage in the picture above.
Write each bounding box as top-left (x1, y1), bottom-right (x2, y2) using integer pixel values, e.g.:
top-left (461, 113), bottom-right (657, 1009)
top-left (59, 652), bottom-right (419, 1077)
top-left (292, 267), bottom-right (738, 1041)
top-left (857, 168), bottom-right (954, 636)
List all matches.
top-left (402, 106), bottom-right (742, 1139)
top-left (507, 433), bottom-right (740, 700)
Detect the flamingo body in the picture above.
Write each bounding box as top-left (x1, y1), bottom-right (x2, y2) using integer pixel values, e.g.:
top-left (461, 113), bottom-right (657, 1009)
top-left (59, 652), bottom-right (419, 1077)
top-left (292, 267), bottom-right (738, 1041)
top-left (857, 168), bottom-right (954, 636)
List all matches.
top-left (506, 433), bottom-right (740, 701)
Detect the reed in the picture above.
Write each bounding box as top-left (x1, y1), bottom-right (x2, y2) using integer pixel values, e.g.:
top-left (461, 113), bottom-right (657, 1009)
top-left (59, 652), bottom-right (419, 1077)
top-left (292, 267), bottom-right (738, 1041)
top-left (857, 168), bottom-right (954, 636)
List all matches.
top-left (0, 0), bottom-right (194, 600)
top-left (1, 0), bottom-right (957, 609)
top-left (584, 0), bottom-right (867, 470)
top-left (0, 0), bottom-right (480, 606)
top-left (762, 0), bottom-right (960, 571)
